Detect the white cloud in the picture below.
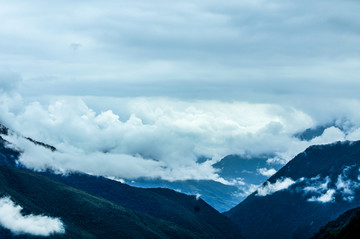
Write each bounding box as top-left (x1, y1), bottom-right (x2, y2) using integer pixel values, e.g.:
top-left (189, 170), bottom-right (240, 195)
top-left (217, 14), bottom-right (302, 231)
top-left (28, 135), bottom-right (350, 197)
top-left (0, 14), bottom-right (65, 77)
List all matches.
top-left (0, 0), bottom-right (360, 189)
top-left (106, 176), bottom-right (125, 184)
top-left (302, 176), bottom-right (337, 203)
top-left (195, 193), bottom-right (201, 200)
top-left (2, 95), bottom-right (360, 184)
top-left (0, 96), bottom-right (317, 181)
top-left (308, 189), bottom-right (336, 203)
top-left (257, 168), bottom-right (277, 177)
top-left (0, 197), bottom-right (65, 236)
top-left (302, 167), bottom-right (360, 203)
top-left (256, 177), bottom-right (295, 196)
top-left (336, 171), bottom-right (360, 202)
top-left (235, 184), bottom-right (261, 197)
top-left (270, 126), bottom-right (349, 165)
top-left (304, 176), bottom-right (331, 193)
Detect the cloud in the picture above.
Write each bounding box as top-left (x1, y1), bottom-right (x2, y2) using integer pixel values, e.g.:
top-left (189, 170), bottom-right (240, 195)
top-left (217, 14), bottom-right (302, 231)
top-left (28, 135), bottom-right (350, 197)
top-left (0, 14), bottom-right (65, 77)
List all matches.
top-left (303, 176), bottom-right (331, 193)
top-left (235, 184), bottom-right (261, 197)
top-left (335, 169), bottom-right (360, 202)
top-left (0, 0), bottom-right (359, 105)
top-left (308, 189), bottom-right (336, 203)
top-left (0, 70), bottom-right (22, 93)
top-left (1, 95), bottom-right (360, 184)
top-left (256, 177), bottom-right (295, 196)
top-left (0, 96), bottom-right (317, 181)
top-left (301, 167), bottom-right (360, 203)
top-left (270, 126), bottom-right (348, 165)
top-left (257, 168), bottom-right (277, 177)
top-left (0, 197), bottom-right (65, 236)
top-left (302, 176), bottom-right (336, 203)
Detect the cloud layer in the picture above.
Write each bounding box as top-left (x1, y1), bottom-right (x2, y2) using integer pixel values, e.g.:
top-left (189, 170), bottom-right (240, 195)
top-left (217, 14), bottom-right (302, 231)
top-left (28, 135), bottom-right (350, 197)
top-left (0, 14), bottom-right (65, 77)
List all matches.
top-left (0, 197), bottom-right (65, 236)
top-left (1, 94), bottom-right (360, 183)
top-left (0, 0), bottom-right (359, 104)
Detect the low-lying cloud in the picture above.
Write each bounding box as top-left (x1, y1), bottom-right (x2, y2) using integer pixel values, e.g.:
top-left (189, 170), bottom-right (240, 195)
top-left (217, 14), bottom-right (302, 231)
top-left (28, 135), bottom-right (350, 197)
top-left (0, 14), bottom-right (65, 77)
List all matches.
top-left (256, 177), bottom-right (296, 196)
top-left (1, 95), bottom-right (360, 183)
top-left (0, 197), bottom-right (65, 236)
top-left (308, 189), bottom-right (336, 203)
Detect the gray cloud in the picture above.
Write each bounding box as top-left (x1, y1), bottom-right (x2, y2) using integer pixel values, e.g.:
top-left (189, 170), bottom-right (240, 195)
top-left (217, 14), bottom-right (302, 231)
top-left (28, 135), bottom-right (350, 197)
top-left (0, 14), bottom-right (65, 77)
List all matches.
top-left (0, 197), bottom-right (65, 236)
top-left (0, 0), bottom-right (359, 105)
top-left (0, 71), bottom-right (22, 93)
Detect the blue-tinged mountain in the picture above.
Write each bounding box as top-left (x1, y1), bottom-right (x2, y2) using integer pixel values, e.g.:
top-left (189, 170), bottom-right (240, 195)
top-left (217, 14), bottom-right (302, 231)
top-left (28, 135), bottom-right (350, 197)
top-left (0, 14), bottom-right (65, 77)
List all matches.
top-left (225, 140), bottom-right (360, 239)
top-left (0, 124), bottom-right (243, 238)
top-left (213, 154), bottom-right (278, 184)
top-left (294, 124), bottom-right (331, 141)
top-left (129, 154), bottom-right (279, 212)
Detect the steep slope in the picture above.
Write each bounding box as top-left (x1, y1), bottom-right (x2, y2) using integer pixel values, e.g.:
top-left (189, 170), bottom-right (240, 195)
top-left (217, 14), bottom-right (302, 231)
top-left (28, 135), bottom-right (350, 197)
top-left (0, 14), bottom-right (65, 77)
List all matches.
top-left (41, 172), bottom-right (242, 239)
top-left (312, 206), bottom-right (360, 239)
top-left (0, 164), bottom-right (198, 238)
top-left (128, 178), bottom-right (241, 212)
top-left (0, 123), bottom-right (243, 238)
top-left (226, 141), bottom-right (360, 239)
top-left (129, 154), bottom-right (278, 212)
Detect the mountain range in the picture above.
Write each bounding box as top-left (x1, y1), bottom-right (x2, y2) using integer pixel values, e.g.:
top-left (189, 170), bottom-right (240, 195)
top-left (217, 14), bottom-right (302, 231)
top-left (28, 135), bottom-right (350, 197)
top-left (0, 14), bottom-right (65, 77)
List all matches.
top-left (226, 140), bottom-right (360, 239)
top-left (2, 122), bottom-right (360, 238)
top-left (0, 124), bottom-right (242, 238)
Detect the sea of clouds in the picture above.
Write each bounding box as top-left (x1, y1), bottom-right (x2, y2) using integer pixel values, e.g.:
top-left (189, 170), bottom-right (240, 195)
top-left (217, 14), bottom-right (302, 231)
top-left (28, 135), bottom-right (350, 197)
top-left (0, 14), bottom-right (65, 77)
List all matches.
top-left (1, 92), bottom-right (360, 184)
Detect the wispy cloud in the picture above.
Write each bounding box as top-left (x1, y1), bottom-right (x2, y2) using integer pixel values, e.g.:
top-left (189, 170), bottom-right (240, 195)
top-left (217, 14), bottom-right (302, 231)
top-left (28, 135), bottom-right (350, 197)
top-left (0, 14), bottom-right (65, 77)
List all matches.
top-left (0, 197), bottom-right (65, 236)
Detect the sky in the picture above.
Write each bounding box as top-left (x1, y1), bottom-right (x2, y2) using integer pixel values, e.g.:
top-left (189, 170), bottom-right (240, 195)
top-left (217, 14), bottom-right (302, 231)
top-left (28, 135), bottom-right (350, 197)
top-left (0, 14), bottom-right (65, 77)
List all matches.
top-left (1, 0), bottom-right (360, 183)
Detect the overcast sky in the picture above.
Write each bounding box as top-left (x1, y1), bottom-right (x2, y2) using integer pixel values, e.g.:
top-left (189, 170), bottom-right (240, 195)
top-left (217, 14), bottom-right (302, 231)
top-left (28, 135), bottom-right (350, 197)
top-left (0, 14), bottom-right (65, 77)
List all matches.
top-left (1, 0), bottom-right (360, 182)
top-left (1, 0), bottom-right (359, 101)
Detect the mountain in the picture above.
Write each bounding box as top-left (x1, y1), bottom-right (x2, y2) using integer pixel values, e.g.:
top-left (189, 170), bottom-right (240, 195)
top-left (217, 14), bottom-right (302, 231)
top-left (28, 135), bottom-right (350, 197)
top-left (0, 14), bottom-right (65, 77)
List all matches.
top-left (213, 154), bottom-right (281, 186)
top-left (294, 124), bottom-right (331, 141)
top-left (312, 206), bottom-right (360, 239)
top-left (129, 154), bottom-right (279, 212)
top-left (225, 140), bottom-right (360, 239)
top-left (128, 178), bottom-right (241, 212)
top-left (0, 163), bottom-right (197, 239)
top-left (41, 172), bottom-right (242, 239)
top-left (0, 124), bottom-right (243, 238)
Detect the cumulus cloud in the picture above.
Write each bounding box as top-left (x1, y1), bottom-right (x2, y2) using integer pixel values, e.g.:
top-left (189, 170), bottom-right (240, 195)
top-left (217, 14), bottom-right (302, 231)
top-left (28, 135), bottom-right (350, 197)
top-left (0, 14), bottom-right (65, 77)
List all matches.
top-left (0, 197), bottom-right (65, 236)
top-left (1, 94), bottom-right (360, 184)
top-left (256, 177), bottom-right (295, 196)
top-left (0, 96), bottom-right (318, 181)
